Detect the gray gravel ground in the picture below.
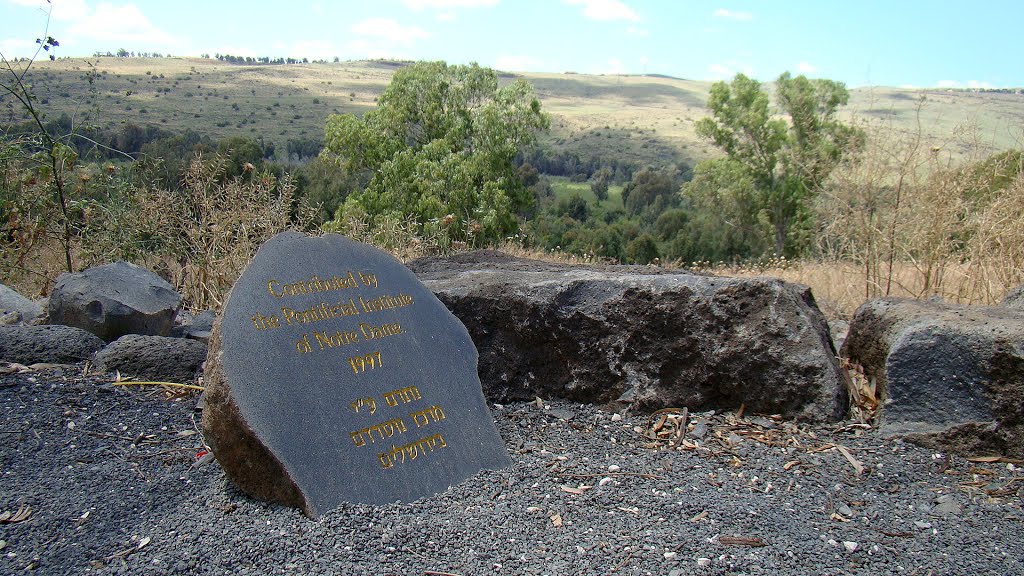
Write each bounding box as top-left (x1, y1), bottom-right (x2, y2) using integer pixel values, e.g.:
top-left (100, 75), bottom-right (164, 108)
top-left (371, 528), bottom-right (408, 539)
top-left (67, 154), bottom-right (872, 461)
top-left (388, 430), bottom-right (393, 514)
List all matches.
top-left (2, 363), bottom-right (1023, 576)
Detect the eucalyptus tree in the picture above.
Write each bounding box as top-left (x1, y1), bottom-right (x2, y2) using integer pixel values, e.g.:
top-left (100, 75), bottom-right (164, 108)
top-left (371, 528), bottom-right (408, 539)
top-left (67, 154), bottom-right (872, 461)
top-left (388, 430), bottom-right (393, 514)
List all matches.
top-left (323, 61), bottom-right (549, 245)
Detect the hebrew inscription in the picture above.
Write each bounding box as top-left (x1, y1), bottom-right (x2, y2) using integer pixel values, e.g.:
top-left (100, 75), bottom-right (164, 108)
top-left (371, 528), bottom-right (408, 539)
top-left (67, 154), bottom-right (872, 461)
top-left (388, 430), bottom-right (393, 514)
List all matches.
top-left (203, 232), bottom-right (511, 517)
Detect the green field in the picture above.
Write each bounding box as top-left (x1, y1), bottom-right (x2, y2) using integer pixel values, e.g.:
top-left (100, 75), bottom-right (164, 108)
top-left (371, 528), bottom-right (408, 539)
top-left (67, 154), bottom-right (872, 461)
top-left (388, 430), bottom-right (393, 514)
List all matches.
top-left (3, 56), bottom-right (1023, 166)
top-left (549, 177), bottom-right (625, 209)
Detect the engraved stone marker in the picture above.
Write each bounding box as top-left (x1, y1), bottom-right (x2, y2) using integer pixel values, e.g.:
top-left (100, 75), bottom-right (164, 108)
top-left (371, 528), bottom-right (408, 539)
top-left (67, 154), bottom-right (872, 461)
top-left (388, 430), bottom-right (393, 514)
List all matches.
top-left (202, 232), bottom-right (511, 517)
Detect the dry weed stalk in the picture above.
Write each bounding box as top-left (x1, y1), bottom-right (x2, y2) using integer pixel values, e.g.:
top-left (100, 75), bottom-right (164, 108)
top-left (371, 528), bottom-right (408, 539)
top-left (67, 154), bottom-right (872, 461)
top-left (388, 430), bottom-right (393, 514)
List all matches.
top-left (104, 156), bottom-right (315, 310)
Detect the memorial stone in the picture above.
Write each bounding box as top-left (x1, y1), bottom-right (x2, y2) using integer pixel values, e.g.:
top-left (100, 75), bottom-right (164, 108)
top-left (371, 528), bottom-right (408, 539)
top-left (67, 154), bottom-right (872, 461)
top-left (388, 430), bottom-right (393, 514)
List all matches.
top-left (202, 232), bottom-right (510, 517)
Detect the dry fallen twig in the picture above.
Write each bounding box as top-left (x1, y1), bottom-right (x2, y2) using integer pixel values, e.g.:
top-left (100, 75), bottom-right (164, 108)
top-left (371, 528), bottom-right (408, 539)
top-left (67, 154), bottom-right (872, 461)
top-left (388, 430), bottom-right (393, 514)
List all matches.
top-left (111, 381), bottom-right (204, 392)
top-left (717, 535), bottom-right (766, 547)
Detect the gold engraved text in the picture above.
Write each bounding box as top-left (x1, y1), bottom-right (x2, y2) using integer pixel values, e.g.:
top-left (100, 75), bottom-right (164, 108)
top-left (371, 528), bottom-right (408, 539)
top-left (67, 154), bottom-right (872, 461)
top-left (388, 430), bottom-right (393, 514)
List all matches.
top-left (350, 397), bottom-right (377, 415)
top-left (410, 404), bottom-right (446, 428)
top-left (382, 385), bottom-right (421, 407)
top-left (349, 351), bottom-right (383, 374)
top-left (349, 417), bottom-right (408, 447)
top-left (378, 433), bottom-right (448, 469)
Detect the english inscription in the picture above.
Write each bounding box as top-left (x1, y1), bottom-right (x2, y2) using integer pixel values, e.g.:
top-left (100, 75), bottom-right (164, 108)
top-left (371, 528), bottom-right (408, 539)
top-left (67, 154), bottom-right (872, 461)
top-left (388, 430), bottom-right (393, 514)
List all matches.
top-left (202, 232), bottom-right (511, 517)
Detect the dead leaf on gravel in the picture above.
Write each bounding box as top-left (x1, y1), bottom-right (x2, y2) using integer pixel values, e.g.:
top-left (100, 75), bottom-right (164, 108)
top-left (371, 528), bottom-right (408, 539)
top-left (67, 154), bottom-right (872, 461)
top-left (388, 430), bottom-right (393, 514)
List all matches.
top-left (835, 444), bottom-right (866, 475)
top-left (0, 503), bottom-right (31, 523)
top-left (550, 513), bottom-right (563, 527)
top-left (640, 408), bottom-right (689, 448)
top-left (967, 455), bottom-right (1024, 464)
top-left (689, 511), bottom-right (708, 522)
top-left (1, 363), bottom-right (29, 374)
top-left (559, 484), bottom-right (591, 495)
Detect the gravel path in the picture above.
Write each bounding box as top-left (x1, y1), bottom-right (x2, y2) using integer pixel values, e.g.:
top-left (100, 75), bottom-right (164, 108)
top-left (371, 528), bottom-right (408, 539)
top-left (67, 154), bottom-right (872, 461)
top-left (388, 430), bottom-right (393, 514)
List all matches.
top-left (2, 364), bottom-right (1022, 575)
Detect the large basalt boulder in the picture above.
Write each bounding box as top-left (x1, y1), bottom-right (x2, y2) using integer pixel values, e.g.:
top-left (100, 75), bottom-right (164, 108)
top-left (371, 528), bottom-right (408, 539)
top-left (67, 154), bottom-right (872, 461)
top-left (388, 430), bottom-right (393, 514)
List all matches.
top-left (408, 251), bottom-right (848, 422)
top-left (94, 335), bottom-right (207, 382)
top-left (0, 283), bottom-right (43, 325)
top-left (48, 261), bottom-right (182, 341)
top-left (0, 325), bottom-right (105, 364)
top-left (842, 297), bottom-right (1024, 457)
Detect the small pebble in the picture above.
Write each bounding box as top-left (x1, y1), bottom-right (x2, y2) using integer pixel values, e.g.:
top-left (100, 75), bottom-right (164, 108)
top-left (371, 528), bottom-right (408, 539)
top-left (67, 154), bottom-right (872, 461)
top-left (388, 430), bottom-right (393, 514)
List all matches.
top-left (611, 413), bottom-right (623, 422)
top-left (696, 558), bottom-right (712, 567)
top-left (608, 464), bottom-right (621, 472)
top-left (843, 541), bottom-right (859, 553)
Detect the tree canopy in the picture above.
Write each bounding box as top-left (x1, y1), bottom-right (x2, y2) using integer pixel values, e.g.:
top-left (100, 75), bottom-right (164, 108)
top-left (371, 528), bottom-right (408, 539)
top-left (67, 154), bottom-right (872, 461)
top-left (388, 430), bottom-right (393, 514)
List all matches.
top-left (695, 72), bottom-right (860, 257)
top-left (322, 61), bottom-right (549, 246)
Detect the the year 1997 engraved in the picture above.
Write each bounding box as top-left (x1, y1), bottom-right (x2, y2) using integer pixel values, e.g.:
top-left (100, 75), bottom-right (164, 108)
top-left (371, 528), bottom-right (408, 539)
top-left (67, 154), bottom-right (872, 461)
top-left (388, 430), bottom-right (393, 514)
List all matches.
top-left (348, 351), bottom-right (383, 374)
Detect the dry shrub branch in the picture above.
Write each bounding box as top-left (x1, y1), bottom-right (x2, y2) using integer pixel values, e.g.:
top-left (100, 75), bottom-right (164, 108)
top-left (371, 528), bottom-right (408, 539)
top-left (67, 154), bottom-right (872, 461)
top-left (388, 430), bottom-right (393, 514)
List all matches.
top-left (91, 156), bottom-right (315, 310)
top-left (814, 98), bottom-right (1023, 313)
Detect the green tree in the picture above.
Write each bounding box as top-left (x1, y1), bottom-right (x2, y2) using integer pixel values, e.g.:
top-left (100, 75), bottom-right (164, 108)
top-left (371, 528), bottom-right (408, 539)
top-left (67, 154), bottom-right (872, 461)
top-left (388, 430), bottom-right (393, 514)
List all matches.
top-left (323, 61), bottom-right (549, 246)
top-left (625, 233), bottom-right (660, 264)
top-left (621, 167), bottom-right (678, 221)
top-left (695, 72), bottom-right (858, 256)
top-left (590, 167), bottom-right (611, 202)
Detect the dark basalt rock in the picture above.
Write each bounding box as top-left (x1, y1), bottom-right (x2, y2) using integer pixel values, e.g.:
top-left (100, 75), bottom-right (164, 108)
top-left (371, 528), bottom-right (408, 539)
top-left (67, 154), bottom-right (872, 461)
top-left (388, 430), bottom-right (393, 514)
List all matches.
top-left (0, 325), bottom-right (105, 365)
top-left (1003, 284), bottom-right (1024, 310)
top-left (0, 283), bottom-right (43, 325)
top-left (408, 251), bottom-right (848, 423)
top-left (842, 297), bottom-right (1024, 457)
top-left (94, 335), bottom-right (208, 382)
top-left (48, 261), bottom-right (182, 342)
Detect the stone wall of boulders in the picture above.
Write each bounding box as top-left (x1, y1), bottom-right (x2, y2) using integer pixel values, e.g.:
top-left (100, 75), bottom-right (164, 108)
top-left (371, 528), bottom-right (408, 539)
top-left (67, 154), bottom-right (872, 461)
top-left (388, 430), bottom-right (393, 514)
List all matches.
top-left (4, 252), bottom-right (1023, 458)
top-left (1, 262), bottom-right (212, 382)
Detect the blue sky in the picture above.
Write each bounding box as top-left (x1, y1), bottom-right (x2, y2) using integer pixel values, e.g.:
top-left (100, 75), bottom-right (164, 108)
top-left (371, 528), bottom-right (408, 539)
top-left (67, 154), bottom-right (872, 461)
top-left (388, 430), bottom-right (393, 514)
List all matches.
top-left (2, 0), bottom-right (1020, 88)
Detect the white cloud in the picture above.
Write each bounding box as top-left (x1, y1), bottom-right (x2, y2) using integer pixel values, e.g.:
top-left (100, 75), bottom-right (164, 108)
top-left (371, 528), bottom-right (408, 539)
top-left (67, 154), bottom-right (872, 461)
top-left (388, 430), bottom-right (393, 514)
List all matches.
top-left (714, 8), bottom-right (753, 21)
top-left (8, 0), bottom-right (89, 21)
top-left (494, 54), bottom-right (543, 72)
top-left (0, 37), bottom-right (37, 58)
top-left (351, 18), bottom-right (430, 45)
top-left (937, 79), bottom-right (996, 89)
top-left (290, 39), bottom-right (340, 60)
top-left (67, 3), bottom-right (177, 47)
top-left (599, 58), bottom-right (626, 74)
top-left (707, 61), bottom-right (753, 80)
top-left (626, 25), bottom-right (648, 37)
top-left (403, 0), bottom-right (498, 9)
top-left (796, 61), bottom-right (817, 74)
top-left (343, 37), bottom-right (414, 61)
top-left (436, 11), bottom-right (457, 21)
top-left (564, 0), bottom-right (640, 22)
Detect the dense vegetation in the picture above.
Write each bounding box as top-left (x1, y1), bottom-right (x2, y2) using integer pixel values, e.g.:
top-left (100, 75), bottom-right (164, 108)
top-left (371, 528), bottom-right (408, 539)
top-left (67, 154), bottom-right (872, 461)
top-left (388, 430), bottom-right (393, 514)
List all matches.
top-left (2, 20), bottom-right (1023, 314)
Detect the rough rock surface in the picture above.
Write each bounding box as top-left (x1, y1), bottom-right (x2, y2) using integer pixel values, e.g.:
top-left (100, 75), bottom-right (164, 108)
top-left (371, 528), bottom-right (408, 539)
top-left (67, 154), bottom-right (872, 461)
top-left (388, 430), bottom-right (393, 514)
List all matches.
top-left (0, 324), bottom-right (105, 364)
top-left (408, 251), bottom-right (847, 422)
top-left (48, 261), bottom-right (182, 341)
top-left (0, 282), bottom-right (42, 324)
top-left (842, 297), bottom-right (1024, 457)
top-left (94, 334), bottom-right (207, 382)
top-left (1003, 284), bottom-right (1024, 310)
top-left (172, 309), bottom-right (216, 342)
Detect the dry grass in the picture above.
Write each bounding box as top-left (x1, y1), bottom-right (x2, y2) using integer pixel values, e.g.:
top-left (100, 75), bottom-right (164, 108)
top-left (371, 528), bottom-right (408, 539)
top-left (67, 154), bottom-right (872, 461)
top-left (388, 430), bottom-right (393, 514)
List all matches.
top-left (12, 57), bottom-right (1022, 168)
top-left (696, 259), bottom-right (1019, 320)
